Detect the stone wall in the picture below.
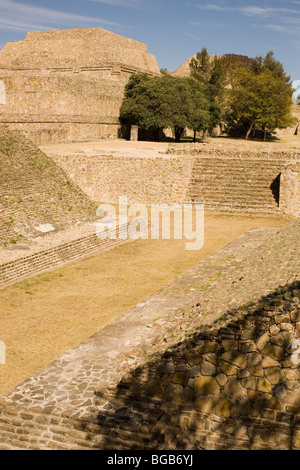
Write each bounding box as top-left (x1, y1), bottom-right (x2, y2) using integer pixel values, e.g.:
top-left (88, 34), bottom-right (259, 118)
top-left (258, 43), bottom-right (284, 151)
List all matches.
top-left (0, 28), bottom-right (160, 144)
top-left (97, 282), bottom-right (300, 450)
top-left (0, 128), bottom-right (97, 246)
top-left (0, 221), bottom-right (140, 290)
top-left (51, 153), bottom-right (195, 205)
top-left (280, 164), bottom-right (300, 217)
top-left (50, 148), bottom-right (298, 214)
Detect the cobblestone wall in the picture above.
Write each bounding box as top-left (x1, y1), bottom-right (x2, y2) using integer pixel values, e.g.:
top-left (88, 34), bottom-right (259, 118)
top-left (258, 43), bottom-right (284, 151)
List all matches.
top-left (97, 283), bottom-right (300, 450)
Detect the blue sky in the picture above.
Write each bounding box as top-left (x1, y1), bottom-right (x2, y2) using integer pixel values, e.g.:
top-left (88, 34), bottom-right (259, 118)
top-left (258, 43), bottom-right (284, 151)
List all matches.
top-left (0, 0), bottom-right (299, 81)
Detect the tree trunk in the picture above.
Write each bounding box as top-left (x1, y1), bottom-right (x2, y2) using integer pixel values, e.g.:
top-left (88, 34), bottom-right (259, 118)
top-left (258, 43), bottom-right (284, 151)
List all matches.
top-left (263, 129), bottom-right (267, 142)
top-left (175, 127), bottom-right (184, 142)
top-left (193, 130), bottom-right (197, 143)
top-left (246, 120), bottom-right (255, 140)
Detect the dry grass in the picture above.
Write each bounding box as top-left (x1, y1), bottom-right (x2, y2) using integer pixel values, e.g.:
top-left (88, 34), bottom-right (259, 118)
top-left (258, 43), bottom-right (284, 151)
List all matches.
top-left (0, 213), bottom-right (292, 395)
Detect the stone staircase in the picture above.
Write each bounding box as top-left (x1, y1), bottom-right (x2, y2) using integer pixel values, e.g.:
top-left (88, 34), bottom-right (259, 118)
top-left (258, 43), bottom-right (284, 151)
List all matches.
top-left (186, 157), bottom-right (285, 213)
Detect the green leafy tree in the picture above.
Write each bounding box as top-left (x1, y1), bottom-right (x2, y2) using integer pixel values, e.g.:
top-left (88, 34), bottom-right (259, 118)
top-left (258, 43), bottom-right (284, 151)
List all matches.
top-left (225, 51), bottom-right (296, 140)
top-left (189, 48), bottom-right (225, 136)
top-left (187, 79), bottom-right (219, 140)
top-left (190, 48), bottom-right (226, 97)
top-left (120, 73), bottom-right (215, 142)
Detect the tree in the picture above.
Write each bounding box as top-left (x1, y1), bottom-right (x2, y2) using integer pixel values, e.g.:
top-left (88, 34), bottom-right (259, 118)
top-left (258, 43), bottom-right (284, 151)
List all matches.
top-left (187, 79), bottom-right (219, 140)
top-left (225, 51), bottom-right (296, 140)
top-left (189, 48), bottom-right (224, 135)
top-left (120, 74), bottom-right (214, 142)
top-left (190, 48), bottom-right (226, 100)
top-left (221, 53), bottom-right (254, 83)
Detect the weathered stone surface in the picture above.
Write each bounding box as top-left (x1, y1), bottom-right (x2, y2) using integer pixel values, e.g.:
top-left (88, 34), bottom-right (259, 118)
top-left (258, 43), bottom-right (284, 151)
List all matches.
top-left (172, 373), bottom-right (188, 386)
top-left (194, 377), bottom-right (220, 396)
top-left (157, 363), bottom-right (176, 374)
top-left (197, 342), bottom-right (220, 353)
top-left (224, 378), bottom-right (246, 401)
top-left (215, 398), bottom-right (233, 418)
top-left (222, 340), bottom-right (239, 351)
top-left (241, 377), bottom-right (256, 390)
top-left (275, 314), bottom-right (290, 324)
top-left (185, 351), bottom-right (203, 366)
top-left (262, 345), bottom-right (285, 361)
top-left (291, 311), bottom-right (300, 322)
top-left (285, 390), bottom-right (300, 407)
top-left (194, 397), bottom-right (215, 414)
top-left (221, 352), bottom-right (246, 368)
top-left (257, 333), bottom-right (270, 351)
top-left (0, 28), bottom-right (160, 145)
top-left (255, 394), bottom-right (283, 411)
top-left (261, 357), bottom-right (281, 368)
top-left (216, 374), bottom-right (227, 387)
top-left (247, 352), bottom-right (261, 367)
top-left (200, 361), bottom-right (216, 376)
top-left (220, 361), bottom-right (237, 376)
top-left (264, 368), bottom-right (284, 385)
top-left (257, 378), bottom-right (272, 394)
top-left (248, 365), bottom-right (264, 377)
top-left (165, 384), bottom-right (184, 404)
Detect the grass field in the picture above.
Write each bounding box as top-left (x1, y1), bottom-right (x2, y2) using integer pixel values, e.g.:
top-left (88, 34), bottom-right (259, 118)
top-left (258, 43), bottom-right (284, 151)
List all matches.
top-left (0, 212), bottom-right (292, 395)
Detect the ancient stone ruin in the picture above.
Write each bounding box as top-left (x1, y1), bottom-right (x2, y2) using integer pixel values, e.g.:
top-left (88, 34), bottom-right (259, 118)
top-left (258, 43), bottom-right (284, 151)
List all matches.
top-left (0, 28), bottom-right (160, 145)
top-left (0, 27), bottom-right (299, 450)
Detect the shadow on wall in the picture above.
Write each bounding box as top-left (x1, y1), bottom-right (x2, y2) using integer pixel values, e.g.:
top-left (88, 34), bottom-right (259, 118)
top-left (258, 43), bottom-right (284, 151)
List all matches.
top-left (118, 124), bottom-right (166, 142)
top-left (118, 123), bottom-right (130, 140)
top-left (81, 281), bottom-right (300, 450)
top-left (270, 174), bottom-right (281, 206)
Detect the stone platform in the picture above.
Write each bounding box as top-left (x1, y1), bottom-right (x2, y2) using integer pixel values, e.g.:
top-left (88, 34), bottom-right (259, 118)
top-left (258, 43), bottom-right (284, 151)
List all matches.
top-left (0, 222), bottom-right (299, 449)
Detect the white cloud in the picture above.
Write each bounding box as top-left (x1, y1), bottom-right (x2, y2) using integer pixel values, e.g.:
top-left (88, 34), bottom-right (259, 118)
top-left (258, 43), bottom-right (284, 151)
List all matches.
top-left (89, 0), bottom-right (145, 7)
top-left (198, 3), bottom-right (300, 17)
top-left (264, 24), bottom-right (287, 32)
top-left (240, 6), bottom-right (274, 16)
top-left (0, 0), bottom-right (123, 33)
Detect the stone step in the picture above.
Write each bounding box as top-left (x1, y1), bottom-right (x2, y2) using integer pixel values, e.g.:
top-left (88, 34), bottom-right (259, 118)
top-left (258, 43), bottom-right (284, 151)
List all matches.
top-left (188, 195), bottom-right (278, 205)
top-left (188, 188), bottom-right (278, 198)
top-left (190, 175), bottom-right (280, 182)
top-left (187, 197), bottom-right (279, 206)
top-left (190, 174), bottom-right (277, 179)
top-left (186, 202), bottom-right (280, 213)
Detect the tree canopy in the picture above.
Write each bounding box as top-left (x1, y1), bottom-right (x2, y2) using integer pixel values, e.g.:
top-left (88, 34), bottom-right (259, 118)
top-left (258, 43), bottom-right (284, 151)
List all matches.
top-left (120, 50), bottom-right (295, 142)
top-left (120, 73), bottom-right (218, 141)
top-left (224, 51), bottom-right (296, 139)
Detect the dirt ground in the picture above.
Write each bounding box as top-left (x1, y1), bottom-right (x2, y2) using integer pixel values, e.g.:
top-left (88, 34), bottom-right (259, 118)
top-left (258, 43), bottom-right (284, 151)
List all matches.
top-left (40, 134), bottom-right (300, 156)
top-left (0, 212), bottom-right (293, 395)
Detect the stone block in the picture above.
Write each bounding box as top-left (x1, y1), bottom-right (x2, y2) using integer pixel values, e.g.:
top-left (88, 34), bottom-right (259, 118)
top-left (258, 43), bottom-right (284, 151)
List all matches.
top-left (194, 377), bottom-right (220, 396)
